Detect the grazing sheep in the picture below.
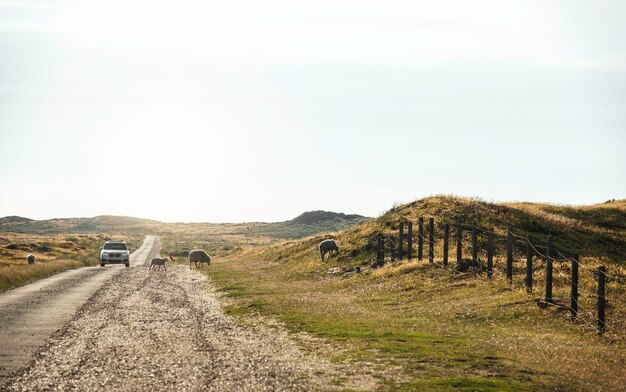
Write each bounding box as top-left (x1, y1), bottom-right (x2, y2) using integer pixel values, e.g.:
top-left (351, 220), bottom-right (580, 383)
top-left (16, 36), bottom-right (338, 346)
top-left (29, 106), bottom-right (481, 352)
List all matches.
top-left (319, 239), bottom-right (339, 262)
top-left (27, 254), bottom-right (35, 265)
top-left (188, 249), bottom-right (211, 269)
top-left (149, 257), bottom-right (167, 271)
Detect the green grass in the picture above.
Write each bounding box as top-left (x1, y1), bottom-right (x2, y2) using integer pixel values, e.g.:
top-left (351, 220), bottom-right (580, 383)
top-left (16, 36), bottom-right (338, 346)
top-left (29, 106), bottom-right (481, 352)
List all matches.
top-left (0, 259), bottom-right (89, 291)
top-left (201, 256), bottom-right (625, 390)
top-left (384, 377), bottom-right (538, 392)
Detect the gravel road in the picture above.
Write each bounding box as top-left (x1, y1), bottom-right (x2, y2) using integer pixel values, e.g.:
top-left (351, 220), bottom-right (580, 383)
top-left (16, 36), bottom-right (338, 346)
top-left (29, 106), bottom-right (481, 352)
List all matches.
top-left (0, 236), bottom-right (158, 385)
top-left (3, 249), bottom-right (375, 391)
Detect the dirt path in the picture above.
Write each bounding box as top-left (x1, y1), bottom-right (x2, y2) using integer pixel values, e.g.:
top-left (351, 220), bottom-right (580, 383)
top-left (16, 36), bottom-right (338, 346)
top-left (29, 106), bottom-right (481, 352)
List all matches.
top-left (0, 236), bottom-right (159, 385)
top-left (2, 258), bottom-right (374, 391)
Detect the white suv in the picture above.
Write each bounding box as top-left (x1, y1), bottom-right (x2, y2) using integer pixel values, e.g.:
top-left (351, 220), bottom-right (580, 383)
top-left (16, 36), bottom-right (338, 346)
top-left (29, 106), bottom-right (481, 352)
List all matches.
top-left (100, 241), bottom-right (130, 268)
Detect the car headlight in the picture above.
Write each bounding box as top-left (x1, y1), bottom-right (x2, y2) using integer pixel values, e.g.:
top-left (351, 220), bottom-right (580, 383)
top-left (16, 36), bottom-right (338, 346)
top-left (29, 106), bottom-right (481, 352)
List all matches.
top-left (122, 251), bottom-right (128, 256)
top-left (102, 252), bottom-right (109, 256)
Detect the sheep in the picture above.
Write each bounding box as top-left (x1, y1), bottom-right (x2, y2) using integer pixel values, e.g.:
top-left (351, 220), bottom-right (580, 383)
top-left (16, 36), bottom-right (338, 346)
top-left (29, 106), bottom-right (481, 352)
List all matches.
top-left (319, 239), bottom-right (339, 262)
top-left (188, 249), bottom-right (211, 269)
top-left (27, 254), bottom-right (35, 265)
top-left (149, 257), bottom-right (167, 271)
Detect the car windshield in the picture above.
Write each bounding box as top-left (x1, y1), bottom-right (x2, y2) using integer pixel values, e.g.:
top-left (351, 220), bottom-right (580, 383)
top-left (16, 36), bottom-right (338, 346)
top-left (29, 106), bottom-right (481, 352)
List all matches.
top-left (103, 243), bottom-right (127, 250)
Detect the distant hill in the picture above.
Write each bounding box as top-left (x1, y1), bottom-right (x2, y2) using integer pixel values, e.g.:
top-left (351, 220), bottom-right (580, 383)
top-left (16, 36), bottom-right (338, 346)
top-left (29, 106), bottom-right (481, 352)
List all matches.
top-left (0, 216), bottom-right (34, 227)
top-left (290, 211), bottom-right (366, 226)
top-left (245, 210), bottom-right (369, 239)
top-left (0, 215), bottom-right (161, 234)
top-left (0, 211), bottom-right (369, 240)
top-left (72, 216), bottom-right (162, 233)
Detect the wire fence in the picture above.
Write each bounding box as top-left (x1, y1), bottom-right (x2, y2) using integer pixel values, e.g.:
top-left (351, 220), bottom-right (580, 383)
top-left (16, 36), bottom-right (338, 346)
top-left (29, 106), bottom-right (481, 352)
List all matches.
top-left (368, 218), bottom-right (625, 336)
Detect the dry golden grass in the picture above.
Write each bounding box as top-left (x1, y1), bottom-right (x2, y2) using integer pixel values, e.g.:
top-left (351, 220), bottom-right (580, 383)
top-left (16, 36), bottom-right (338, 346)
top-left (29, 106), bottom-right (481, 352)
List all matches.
top-left (0, 232), bottom-right (142, 292)
top-left (160, 231), bottom-right (275, 258)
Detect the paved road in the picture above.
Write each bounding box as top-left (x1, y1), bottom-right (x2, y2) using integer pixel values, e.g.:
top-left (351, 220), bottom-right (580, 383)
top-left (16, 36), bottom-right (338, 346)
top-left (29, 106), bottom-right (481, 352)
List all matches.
top-left (0, 236), bottom-right (159, 385)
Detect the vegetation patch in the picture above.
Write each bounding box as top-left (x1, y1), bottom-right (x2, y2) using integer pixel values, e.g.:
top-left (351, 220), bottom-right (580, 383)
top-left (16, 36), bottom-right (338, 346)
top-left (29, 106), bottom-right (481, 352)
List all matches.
top-left (163, 196), bottom-right (625, 390)
top-left (0, 233), bottom-right (142, 292)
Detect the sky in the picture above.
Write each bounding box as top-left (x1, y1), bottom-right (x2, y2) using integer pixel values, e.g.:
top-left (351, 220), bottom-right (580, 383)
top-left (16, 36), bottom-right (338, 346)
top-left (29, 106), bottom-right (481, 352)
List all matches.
top-left (0, 0), bottom-right (625, 222)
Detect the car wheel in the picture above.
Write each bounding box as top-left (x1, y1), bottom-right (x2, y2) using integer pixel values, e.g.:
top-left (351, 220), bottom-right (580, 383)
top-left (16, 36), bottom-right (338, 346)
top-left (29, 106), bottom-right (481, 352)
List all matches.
top-left (100, 263), bottom-right (105, 267)
top-left (125, 263), bottom-right (129, 268)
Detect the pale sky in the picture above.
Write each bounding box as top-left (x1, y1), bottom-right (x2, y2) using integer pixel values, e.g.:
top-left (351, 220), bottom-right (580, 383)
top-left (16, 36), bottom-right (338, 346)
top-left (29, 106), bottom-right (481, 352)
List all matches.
top-left (1, 0), bottom-right (625, 222)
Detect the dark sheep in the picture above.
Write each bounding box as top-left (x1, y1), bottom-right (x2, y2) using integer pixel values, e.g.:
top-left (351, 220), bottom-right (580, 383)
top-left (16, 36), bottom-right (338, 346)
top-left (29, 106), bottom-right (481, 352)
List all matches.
top-left (319, 239), bottom-right (339, 262)
top-left (27, 254), bottom-right (35, 265)
top-left (149, 257), bottom-right (167, 271)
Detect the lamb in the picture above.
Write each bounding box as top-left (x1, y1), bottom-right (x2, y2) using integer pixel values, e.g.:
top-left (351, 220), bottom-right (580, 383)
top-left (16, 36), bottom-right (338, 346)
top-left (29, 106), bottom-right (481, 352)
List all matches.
top-left (319, 239), bottom-right (339, 262)
top-left (149, 257), bottom-right (167, 271)
top-left (27, 254), bottom-right (35, 265)
top-left (188, 249), bottom-right (211, 269)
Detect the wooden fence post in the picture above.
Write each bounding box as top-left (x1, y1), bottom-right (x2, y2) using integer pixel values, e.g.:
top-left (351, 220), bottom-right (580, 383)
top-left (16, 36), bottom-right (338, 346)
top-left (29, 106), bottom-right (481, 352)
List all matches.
top-left (471, 226), bottom-right (478, 266)
top-left (398, 222), bottom-right (404, 260)
top-left (456, 223), bottom-right (462, 268)
top-left (390, 240), bottom-right (396, 262)
top-left (506, 229), bottom-right (513, 283)
top-left (443, 224), bottom-right (449, 267)
top-left (545, 236), bottom-right (553, 304)
top-left (376, 235), bottom-right (384, 266)
top-left (598, 266), bottom-right (606, 334)
top-left (418, 218), bottom-right (424, 261)
top-left (570, 254), bottom-right (579, 319)
top-left (407, 222), bottom-right (413, 259)
top-left (487, 232), bottom-right (493, 278)
top-left (526, 241), bottom-right (533, 292)
top-left (428, 218), bottom-right (434, 263)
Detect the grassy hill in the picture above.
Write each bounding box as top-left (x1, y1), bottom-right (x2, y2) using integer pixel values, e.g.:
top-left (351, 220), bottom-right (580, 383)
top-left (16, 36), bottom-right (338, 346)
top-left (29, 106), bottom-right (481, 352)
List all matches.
top-left (253, 196), bottom-right (625, 268)
top-left (182, 196), bottom-right (626, 391)
top-left (243, 210), bottom-right (369, 239)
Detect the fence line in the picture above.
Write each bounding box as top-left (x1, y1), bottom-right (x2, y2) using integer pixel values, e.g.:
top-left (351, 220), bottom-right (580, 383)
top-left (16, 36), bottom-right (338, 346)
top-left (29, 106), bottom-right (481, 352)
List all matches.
top-left (369, 217), bottom-right (622, 335)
